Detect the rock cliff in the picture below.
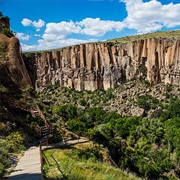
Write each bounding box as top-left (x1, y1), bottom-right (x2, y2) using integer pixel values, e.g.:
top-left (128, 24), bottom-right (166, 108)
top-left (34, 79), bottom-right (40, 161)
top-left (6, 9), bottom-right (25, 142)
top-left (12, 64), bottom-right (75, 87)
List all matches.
top-left (30, 38), bottom-right (179, 91)
top-left (0, 34), bottom-right (31, 89)
top-left (0, 14), bottom-right (10, 29)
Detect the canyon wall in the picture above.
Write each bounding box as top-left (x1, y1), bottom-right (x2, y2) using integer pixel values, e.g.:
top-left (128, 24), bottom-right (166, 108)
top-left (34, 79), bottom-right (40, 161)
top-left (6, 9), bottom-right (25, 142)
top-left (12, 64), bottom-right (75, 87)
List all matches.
top-left (29, 38), bottom-right (180, 91)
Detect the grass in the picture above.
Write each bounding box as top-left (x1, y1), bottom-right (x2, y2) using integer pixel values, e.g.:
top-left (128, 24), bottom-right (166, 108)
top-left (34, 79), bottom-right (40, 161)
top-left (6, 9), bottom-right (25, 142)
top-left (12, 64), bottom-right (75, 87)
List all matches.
top-left (43, 143), bottom-right (140, 180)
top-left (106, 29), bottom-right (180, 45)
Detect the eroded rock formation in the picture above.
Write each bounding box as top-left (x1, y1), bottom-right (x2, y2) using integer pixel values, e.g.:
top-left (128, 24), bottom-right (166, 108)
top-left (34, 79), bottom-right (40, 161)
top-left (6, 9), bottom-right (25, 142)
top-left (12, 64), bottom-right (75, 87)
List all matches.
top-left (0, 14), bottom-right (10, 29)
top-left (0, 34), bottom-right (31, 89)
top-left (31, 38), bottom-right (179, 91)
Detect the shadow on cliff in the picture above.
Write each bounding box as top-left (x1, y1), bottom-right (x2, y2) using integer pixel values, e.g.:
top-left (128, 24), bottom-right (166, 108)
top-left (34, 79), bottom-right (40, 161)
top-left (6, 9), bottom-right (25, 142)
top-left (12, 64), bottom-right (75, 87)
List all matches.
top-left (0, 63), bottom-right (22, 96)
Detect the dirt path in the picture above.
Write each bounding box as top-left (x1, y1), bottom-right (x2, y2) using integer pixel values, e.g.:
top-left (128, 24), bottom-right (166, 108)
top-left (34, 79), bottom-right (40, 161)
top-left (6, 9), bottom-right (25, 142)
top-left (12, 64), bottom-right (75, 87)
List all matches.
top-left (44, 137), bottom-right (89, 149)
top-left (8, 146), bottom-right (41, 180)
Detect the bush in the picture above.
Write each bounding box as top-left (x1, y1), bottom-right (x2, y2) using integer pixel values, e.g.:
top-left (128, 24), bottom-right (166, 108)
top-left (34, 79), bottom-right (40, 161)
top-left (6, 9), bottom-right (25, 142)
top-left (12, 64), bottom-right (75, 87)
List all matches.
top-left (0, 140), bottom-right (9, 178)
top-left (163, 98), bottom-right (180, 120)
top-left (0, 28), bottom-right (14, 38)
top-left (67, 119), bottom-right (86, 135)
top-left (137, 94), bottom-right (160, 111)
top-left (5, 132), bottom-right (25, 153)
top-left (52, 104), bottom-right (77, 120)
top-left (70, 146), bottom-right (103, 162)
top-left (0, 163), bottom-right (5, 178)
top-left (24, 85), bottom-right (35, 96)
top-left (0, 151), bottom-right (9, 177)
top-left (166, 84), bottom-right (173, 92)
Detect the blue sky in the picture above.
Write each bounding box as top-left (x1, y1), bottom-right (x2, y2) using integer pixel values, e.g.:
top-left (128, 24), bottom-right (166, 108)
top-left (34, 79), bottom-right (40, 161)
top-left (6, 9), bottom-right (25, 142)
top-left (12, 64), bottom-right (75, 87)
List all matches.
top-left (1, 0), bottom-right (180, 51)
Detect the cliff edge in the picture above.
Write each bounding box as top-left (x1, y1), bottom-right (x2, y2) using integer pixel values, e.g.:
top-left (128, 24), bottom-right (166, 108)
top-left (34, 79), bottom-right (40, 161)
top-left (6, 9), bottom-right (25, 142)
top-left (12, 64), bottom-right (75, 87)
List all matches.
top-left (27, 36), bottom-right (180, 91)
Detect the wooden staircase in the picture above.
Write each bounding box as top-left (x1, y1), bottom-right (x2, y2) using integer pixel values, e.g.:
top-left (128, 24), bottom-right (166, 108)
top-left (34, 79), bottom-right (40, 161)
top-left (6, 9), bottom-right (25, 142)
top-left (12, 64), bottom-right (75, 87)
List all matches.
top-left (2, 95), bottom-right (31, 113)
top-left (39, 125), bottom-right (54, 146)
top-left (30, 105), bottom-right (54, 146)
top-left (2, 95), bottom-right (54, 146)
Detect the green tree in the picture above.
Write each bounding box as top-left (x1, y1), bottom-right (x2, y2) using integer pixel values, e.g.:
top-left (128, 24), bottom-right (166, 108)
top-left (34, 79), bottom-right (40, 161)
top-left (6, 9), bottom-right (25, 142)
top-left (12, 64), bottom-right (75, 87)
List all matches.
top-left (163, 98), bottom-right (180, 120)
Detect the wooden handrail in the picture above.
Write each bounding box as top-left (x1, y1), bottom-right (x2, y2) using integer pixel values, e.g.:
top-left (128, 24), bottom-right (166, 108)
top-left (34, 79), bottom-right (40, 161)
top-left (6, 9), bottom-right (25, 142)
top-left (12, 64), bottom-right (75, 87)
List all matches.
top-left (39, 143), bottom-right (44, 180)
top-left (35, 105), bottom-right (49, 127)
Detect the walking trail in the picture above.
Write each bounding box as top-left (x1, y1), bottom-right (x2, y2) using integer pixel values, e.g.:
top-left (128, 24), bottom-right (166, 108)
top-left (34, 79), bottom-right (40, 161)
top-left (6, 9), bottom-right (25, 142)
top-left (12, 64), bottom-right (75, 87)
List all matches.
top-left (8, 146), bottom-right (41, 180)
top-left (8, 137), bottom-right (89, 180)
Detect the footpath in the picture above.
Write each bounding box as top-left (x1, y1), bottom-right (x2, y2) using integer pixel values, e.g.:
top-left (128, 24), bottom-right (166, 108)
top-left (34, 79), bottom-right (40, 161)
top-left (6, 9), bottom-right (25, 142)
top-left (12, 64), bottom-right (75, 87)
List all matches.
top-left (8, 146), bottom-right (41, 180)
top-left (7, 137), bottom-right (89, 180)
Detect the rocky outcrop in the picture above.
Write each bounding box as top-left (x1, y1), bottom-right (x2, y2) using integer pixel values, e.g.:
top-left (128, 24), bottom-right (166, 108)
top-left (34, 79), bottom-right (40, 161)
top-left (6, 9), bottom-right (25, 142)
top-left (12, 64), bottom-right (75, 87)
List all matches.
top-left (28, 38), bottom-right (180, 91)
top-left (0, 15), bottom-right (10, 29)
top-left (0, 34), bottom-right (31, 89)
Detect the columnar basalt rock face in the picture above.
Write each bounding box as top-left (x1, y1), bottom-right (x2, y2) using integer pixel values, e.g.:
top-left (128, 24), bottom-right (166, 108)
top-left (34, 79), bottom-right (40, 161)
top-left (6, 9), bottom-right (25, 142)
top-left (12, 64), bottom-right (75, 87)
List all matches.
top-left (33, 38), bottom-right (180, 91)
top-left (0, 34), bottom-right (31, 88)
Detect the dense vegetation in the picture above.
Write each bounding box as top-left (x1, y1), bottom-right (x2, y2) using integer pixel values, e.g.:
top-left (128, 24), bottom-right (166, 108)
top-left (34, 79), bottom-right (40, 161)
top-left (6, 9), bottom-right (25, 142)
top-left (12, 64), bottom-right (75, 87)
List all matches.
top-left (38, 81), bottom-right (180, 179)
top-left (1, 78), bottom-right (179, 179)
top-left (0, 132), bottom-right (25, 177)
top-left (0, 85), bottom-right (41, 178)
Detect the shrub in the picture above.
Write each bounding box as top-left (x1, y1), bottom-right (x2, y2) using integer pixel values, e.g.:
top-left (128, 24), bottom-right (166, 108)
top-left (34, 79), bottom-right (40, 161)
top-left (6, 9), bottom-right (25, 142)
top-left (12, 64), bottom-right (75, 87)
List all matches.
top-left (24, 85), bottom-right (35, 96)
top-left (0, 28), bottom-right (14, 38)
top-left (163, 98), bottom-right (180, 120)
top-left (52, 104), bottom-right (77, 120)
top-left (69, 145), bottom-right (103, 162)
top-left (0, 153), bottom-right (9, 177)
top-left (0, 140), bottom-right (9, 178)
top-left (67, 119), bottom-right (86, 135)
top-left (166, 84), bottom-right (173, 92)
top-left (5, 132), bottom-right (25, 153)
top-left (137, 94), bottom-right (160, 111)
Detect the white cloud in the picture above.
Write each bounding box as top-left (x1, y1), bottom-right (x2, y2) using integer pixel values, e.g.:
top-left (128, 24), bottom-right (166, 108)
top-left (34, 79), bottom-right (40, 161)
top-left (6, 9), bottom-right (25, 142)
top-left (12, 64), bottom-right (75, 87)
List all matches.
top-left (21, 0), bottom-right (180, 51)
top-left (121, 0), bottom-right (180, 33)
top-left (21, 18), bottom-right (32, 26)
top-left (32, 19), bottom-right (45, 29)
top-left (34, 34), bottom-right (41, 37)
top-left (21, 18), bottom-right (45, 31)
top-left (36, 28), bottom-right (41, 32)
top-left (21, 38), bottom-right (97, 52)
top-left (78, 18), bottom-right (125, 36)
top-left (45, 21), bottom-right (81, 34)
top-left (43, 21), bottom-right (81, 41)
top-left (16, 33), bottom-right (30, 41)
top-left (42, 18), bottom-right (125, 43)
top-left (25, 18), bottom-right (123, 52)
top-left (38, 38), bottom-right (96, 49)
top-left (42, 33), bottom-right (65, 42)
top-left (21, 43), bottom-right (38, 52)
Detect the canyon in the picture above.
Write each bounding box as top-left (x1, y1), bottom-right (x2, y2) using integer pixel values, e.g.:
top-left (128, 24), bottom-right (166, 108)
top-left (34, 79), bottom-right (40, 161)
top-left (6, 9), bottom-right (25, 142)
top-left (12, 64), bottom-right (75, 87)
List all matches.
top-left (26, 37), bottom-right (180, 91)
top-left (0, 25), bottom-right (180, 180)
top-left (0, 31), bottom-right (179, 92)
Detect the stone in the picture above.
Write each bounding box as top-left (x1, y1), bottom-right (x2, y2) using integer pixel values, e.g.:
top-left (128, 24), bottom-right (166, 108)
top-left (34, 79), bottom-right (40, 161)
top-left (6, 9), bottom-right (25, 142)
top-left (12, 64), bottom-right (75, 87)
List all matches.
top-left (131, 107), bottom-right (145, 117)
